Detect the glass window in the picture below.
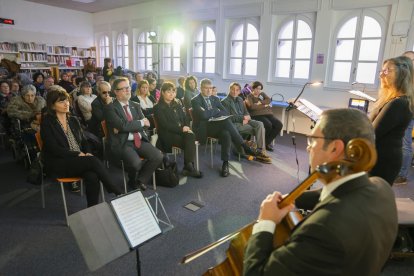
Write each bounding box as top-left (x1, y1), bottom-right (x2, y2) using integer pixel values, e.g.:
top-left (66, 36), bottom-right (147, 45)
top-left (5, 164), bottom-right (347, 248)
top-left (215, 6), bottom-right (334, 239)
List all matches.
top-left (192, 25), bottom-right (216, 74)
top-left (229, 20), bottom-right (259, 77)
top-left (163, 31), bottom-right (182, 72)
top-left (99, 35), bottom-right (109, 67)
top-left (116, 33), bottom-right (128, 68)
top-left (137, 32), bottom-right (153, 71)
top-left (274, 17), bottom-right (313, 82)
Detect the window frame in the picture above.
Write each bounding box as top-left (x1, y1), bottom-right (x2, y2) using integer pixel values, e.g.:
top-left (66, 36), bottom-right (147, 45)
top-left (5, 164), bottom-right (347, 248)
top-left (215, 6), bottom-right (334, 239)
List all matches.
top-left (191, 23), bottom-right (216, 76)
top-left (161, 31), bottom-right (181, 74)
top-left (327, 10), bottom-right (386, 90)
top-left (99, 35), bottom-right (109, 67)
top-left (136, 31), bottom-right (153, 72)
top-left (227, 18), bottom-right (260, 80)
top-left (116, 32), bottom-right (129, 68)
top-left (272, 15), bottom-right (315, 84)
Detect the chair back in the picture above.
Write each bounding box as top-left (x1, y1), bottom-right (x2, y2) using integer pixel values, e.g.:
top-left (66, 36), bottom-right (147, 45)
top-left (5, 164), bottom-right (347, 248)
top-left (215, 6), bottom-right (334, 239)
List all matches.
top-left (35, 132), bottom-right (43, 151)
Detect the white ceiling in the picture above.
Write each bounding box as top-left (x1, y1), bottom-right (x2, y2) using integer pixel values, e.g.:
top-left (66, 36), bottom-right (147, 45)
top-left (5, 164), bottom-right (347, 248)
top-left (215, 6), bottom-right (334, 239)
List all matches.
top-left (24, 0), bottom-right (152, 13)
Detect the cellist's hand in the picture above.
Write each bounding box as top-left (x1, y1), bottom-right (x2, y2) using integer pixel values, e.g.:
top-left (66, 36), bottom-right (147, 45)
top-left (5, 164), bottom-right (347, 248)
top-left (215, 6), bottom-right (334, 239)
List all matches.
top-left (258, 192), bottom-right (295, 224)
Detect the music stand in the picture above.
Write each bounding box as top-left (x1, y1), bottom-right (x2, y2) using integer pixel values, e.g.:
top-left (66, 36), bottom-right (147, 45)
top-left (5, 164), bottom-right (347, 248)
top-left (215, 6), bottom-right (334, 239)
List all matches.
top-left (68, 191), bottom-right (162, 275)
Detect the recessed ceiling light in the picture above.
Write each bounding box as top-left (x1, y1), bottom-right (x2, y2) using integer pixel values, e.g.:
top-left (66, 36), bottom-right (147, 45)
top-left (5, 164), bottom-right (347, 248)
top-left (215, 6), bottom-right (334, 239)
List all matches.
top-left (72, 0), bottom-right (96, 3)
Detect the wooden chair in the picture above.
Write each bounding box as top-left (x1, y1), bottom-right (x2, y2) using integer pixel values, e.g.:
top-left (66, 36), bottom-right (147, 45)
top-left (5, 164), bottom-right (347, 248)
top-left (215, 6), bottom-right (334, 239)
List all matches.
top-left (35, 131), bottom-right (86, 226)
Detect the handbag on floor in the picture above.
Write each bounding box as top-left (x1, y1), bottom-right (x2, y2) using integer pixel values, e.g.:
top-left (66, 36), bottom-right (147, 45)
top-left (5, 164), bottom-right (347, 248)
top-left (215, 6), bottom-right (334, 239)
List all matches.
top-left (155, 157), bottom-right (179, 188)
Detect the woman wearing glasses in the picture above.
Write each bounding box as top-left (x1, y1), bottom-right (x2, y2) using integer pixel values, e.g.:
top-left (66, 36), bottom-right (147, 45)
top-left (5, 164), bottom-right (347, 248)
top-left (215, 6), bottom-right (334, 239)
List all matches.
top-left (154, 82), bottom-right (202, 178)
top-left (41, 85), bottom-right (123, 207)
top-left (369, 56), bottom-right (414, 185)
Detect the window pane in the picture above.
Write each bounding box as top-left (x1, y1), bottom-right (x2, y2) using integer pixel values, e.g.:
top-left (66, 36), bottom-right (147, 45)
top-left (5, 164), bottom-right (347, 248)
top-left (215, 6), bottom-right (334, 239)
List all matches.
top-left (244, 59), bottom-right (257, 76)
top-left (206, 27), bottom-right (215, 41)
top-left (206, 42), bottom-right (215, 57)
top-left (164, 45), bottom-right (171, 57)
top-left (332, 61), bottom-right (351, 82)
top-left (124, 45), bottom-right (128, 57)
top-left (279, 21), bottom-right (293, 39)
top-left (297, 20), bottom-right (312, 39)
top-left (196, 29), bottom-right (203, 42)
top-left (335, 39), bottom-right (354, 60)
top-left (147, 45), bottom-right (152, 56)
top-left (104, 36), bottom-right (109, 45)
top-left (139, 33), bottom-right (146, 42)
top-left (338, 17), bottom-right (357, 38)
top-left (275, 60), bottom-right (291, 78)
top-left (205, 58), bottom-right (215, 73)
top-left (231, 41), bottom-right (243, 58)
top-left (117, 45), bottom-right (122, 56)
top-left (359, 39), bottom-right (381, 61)
top-left (117, 58), bottom-right (122, 67)
top-left (105, 47), bottom-right (109, 57)
top-left (293, 60), bottom-right (310, 79)
top-left (173, 58), bottom-right (180, 71)
top-left (147, 58), bottom-right (153, 70)
top-left (193, 58), bottom-right (202, 73)
top-left (356, 62), bottom-right (377, 84)
top-left (362, 16), bottom-right (381, 38)
top-left (295, 40), bottom-right (312, 59)
top-left (277, 40), bottom-right (292, 58)
top-left (233, 25), bottom-right (244, 40)
top-left (173, 45), bottom-right (180, 57)
top-left (247, 24), bottom-right (259, 40)
top-left (138, 58), bottom-right (145, 69)
top-left (230, 58), bottom-right (242, 75)
top-left (138, 45), bottom-right (145, 57)
top-left (246, 41), bottom-right (258, 58)
top-left (163, 58), bottom-right (171, 71)
top-left (194, 42), bottom-right (203, 57)
top-left (123, 34), bottom-right (128, 44)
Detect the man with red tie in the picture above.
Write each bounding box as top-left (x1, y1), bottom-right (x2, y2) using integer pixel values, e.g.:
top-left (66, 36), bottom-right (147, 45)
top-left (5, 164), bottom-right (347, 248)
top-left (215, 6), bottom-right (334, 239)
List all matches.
top-left (104, 78), bottom-right (163, 190)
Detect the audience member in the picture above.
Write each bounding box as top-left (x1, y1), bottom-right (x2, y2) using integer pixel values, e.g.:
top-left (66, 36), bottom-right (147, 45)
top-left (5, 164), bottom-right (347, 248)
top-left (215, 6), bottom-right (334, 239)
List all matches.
top-left (77, 81), bottom-right (97, 124)
top-left (58, 72), bottom-right (75, 94)
top-left (90, 81), bottom-right (112, 137)
top-left (131, 72), bottom-right (144, 93)
top-left (83, 57), bottom-right (96, 75)
top-left (245, 81), bottom-right (283, 152)
top-left (369, 55), bottom-right (414, 184)
top-left (0, 81), bottom-right (13, 133)
top-left (154, 81), bottom-right (202, 178)
top-left (176, 76), bottom-right (185, 100)
top-left (32, 72), bottom-right (45, 97)
top-left (131, 80), bottom-right (156, 134)
top-left (10, 80), bottom-right (21, 96)
top-left (40, 85), bottom-right (122, 207)
top-left (103, 78), bottom-right (163, 190)
top-left (102, 58), bottom-right (113, 82)
top-left (191, 78), bottom-right (257, 177)
top-left (183, 75), bottom-right (199, 112)
top-left (221, 82), bottom-right (271, 164)
top-left (147, 78), bottom-right (160, 102)
top-left (42, 76), bottom-right (55, 99)
top-left (244, 108), bottom-right (398, 275)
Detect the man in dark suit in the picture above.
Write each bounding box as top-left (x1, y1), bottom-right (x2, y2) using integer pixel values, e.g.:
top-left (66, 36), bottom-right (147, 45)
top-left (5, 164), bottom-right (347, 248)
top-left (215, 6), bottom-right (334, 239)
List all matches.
top-left (103, 78), bottom-right (163, 190)
top-left (221, 82), bottom-right (271, 164)
top-left (191, 78), bottom-right (257, 177)
top-left (243, 108), bottom-right (398, 275)
top-left (89, 80), bottom-right (112, 137)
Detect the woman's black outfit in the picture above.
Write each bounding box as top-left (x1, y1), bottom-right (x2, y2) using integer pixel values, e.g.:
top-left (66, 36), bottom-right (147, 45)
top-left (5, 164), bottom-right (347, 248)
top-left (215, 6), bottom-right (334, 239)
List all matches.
top-left (369, 96), bottom-right (412, 184)
top-left (154, 99), bottom-right (200, 176)
top-left (40, 114), bottom-right (122, 206)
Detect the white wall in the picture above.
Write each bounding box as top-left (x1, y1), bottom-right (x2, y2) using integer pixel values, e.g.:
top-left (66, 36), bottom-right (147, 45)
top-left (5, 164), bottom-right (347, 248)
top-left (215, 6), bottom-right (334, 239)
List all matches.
top-left (0, 0), bottom-right (93, 47)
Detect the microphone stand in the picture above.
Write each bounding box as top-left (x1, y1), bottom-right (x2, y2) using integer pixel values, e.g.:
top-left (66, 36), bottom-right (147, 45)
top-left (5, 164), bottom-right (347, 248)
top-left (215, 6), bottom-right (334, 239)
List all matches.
top-left (286, 82), bottom-right (311, 112)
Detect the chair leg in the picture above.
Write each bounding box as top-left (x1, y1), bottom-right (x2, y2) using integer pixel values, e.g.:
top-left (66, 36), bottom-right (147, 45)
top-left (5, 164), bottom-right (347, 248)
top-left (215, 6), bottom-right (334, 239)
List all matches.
top-left (152, 172), bottom-right (156, 191)
top-left (121, 160), bottom-right (127, 194)
top-left (100, 182), bottom-right (105, 202)
top-left (41, 175), bottom-right (45, 209)
top-left (59, 181), bottom-right (69, 226)
top-left (210, 139), bottom-right (214, 168)
top-left (195, 141), bottom-right (200, 172)
top-left (80, 180), bottom-right (84, 197)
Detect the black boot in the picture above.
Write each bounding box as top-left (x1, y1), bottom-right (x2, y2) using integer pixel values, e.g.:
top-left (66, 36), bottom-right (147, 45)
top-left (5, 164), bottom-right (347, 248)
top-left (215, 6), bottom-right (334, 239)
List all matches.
top-left (221, 161), bottom-right (230, 177)
top-left (183, 162), bottom-right (203, 178)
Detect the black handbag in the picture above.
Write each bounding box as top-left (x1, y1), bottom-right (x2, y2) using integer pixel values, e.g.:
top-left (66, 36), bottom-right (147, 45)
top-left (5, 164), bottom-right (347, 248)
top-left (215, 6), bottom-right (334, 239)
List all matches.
top-left (155, 160), bottom-right (179, 188)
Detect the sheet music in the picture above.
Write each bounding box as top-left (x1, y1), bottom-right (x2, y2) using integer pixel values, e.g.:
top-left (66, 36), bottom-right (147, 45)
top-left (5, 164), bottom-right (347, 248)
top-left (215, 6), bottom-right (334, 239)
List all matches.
top-left (349, 90), bottom-right (377, 102)
top-left (294, 98), bottom-right (322, 122)
top-left (110, 191), bottom-right (161, 248)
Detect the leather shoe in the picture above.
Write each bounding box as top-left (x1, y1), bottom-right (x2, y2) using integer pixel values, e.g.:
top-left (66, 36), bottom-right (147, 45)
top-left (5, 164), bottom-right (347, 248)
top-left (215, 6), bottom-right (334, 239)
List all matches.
top-left (266, 144), bottom-right (274, 152)
top-left (221, 161), bottom-right (230, 177)
top-left (137, 181), bottom-right (147, 191)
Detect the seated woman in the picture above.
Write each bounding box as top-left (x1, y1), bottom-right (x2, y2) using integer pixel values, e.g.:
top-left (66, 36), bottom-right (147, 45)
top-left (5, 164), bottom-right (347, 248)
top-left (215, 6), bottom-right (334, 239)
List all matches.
top-left (154, 82), bottom-right (202, 178)
top-left (40, 85), bottom-right (123, 207)
top-left (76, 81), bottom-right (97, 125)
top-left (245, 81), bottom-right (283, 151)
top-left (7, 84), bottom-right (45, 132)
top-left (131, 80), bottom-right (156, 134)
top-left (148, 78), bottom-right (160, 102)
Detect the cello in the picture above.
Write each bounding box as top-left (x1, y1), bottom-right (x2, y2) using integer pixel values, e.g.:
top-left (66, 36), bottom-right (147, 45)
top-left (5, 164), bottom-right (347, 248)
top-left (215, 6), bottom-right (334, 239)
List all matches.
top-left (181, 138), bottom-right (377, 276)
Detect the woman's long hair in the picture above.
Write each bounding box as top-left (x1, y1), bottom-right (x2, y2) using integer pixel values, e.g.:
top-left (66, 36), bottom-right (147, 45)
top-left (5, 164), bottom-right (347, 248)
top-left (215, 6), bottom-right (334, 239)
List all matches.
top-left (45, 85), bottom-right (70, 117)
top-left (376, 56), bottom-right (414, 112)
top-left (159, 81), bottom-right (179, 106)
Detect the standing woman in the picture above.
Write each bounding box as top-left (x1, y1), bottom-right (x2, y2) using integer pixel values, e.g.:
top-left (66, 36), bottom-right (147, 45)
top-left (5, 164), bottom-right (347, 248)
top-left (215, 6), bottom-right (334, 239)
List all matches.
top-left (245, 81), bottom-right (283, 151)
top-left (370, 56), bottom-right (414, 185)
top-left (154, 82), bottom-right (202, 178)
top-left (40, 85), bottom-right (122, 207)
top-left (102, 58), bottom-right (113, 82)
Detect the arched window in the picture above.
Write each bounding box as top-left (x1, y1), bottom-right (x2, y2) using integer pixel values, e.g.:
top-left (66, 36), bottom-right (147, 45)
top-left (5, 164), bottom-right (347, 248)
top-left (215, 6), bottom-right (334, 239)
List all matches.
top-left (229, 20), bottom-right (259, 78)
top-left (330, 11), bottom-right (384, 87)
top-left (137, 32), bottom-right (153, 71)
top-left (99, 35), bottom-right (109, 67)
top-left (162, 30), bottom-right (182, 73)
top-left (193, 25), bottom-right (216, 74)
top-left (116, 32), bottom-right (129, 68)
top-left (274, 17), bottom-right (313, 82)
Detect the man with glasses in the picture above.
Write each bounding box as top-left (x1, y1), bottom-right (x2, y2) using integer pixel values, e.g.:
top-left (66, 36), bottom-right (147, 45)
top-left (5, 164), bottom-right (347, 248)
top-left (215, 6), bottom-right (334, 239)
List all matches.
top-left (90, 81), bottom-right (112, 137)
top-left (244, 108), bottom-right (397, 275)
top-left (104, 78), bottom-right (163, 191)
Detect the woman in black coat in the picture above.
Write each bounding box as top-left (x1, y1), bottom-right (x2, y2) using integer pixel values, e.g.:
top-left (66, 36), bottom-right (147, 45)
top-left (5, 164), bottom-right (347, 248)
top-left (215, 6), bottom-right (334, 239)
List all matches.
top-left (369, 56), bottom-right (414, 185)
top-left (153, 82), bottom-right (202, 178)
top-left (40, 85), bottom-right (122, 207)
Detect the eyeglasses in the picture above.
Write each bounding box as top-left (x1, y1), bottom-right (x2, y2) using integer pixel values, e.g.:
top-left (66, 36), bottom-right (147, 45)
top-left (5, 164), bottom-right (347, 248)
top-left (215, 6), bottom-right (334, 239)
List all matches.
top-left (378, 68), bottom-right (396, 75)
top-left (306, 135), bottom-right (338, 146)
top-left (116, 86), bottom-right (131, 92)
top-left (101, 91), bottom-right (110, 95)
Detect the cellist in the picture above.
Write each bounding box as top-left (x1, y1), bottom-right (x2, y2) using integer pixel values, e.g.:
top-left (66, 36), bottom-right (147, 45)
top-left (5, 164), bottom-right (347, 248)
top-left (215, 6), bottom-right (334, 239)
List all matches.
top-left (243, 108), bottom-right (398, 276)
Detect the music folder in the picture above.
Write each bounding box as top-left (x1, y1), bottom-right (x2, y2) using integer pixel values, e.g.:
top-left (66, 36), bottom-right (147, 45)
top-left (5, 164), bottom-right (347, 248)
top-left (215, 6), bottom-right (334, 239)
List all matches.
top-left (68, 191), bottom-right (162, 271)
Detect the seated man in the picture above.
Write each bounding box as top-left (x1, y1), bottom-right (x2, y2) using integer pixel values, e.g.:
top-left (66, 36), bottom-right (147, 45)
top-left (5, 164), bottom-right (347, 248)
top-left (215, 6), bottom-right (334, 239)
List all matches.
top-left (191, 78), bottom-right (257, 177)
top-left (221, 82), bottom-right (271, 164)
top-left (90, 80), bottom-right (112, 137)
top-left (103, 78), bottom-right (163, 190)
top-left (243, 108), bottom-right (398, 275)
